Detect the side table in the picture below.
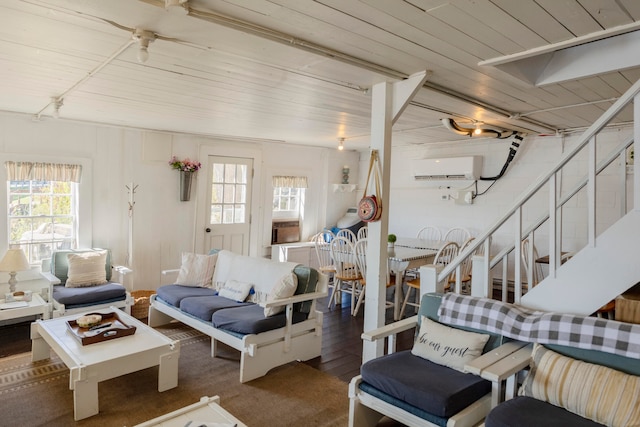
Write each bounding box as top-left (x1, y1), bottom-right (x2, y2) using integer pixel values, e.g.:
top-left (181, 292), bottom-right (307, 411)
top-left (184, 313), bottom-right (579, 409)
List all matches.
top-left (0, 293), bottom-right (50, 322)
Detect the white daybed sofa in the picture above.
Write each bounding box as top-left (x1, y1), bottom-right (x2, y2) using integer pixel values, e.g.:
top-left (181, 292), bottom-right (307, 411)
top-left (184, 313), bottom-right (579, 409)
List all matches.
top-left (148, 249), bottom-right (328, 383)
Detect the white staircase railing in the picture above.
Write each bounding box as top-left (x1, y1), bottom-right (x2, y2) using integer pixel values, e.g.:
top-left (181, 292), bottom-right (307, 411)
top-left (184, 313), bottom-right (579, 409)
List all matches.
top-left (424, 77), bottom-right (640, 308)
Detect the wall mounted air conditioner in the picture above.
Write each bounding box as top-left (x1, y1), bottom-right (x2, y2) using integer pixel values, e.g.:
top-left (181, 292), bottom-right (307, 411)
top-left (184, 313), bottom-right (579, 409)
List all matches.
top-left (412, 156), bottom-right (482, 181)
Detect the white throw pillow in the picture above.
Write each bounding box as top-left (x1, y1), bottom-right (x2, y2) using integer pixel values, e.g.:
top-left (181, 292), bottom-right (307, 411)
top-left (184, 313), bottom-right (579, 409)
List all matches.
top-left (264, 272), bottom-right (298, 317)
top-left (218, 279), bottom-right (253, 302)
top-left (175, 252), bottom-right (217, 287)
top-left (65, 251), bottom-right (108, 288)
top-left (411, 316), bottom-right (490, 373)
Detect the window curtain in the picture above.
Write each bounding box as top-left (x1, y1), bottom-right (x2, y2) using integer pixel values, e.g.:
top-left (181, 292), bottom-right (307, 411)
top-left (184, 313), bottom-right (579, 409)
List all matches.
top-left (272, 175), bottom-right (308, 188)
top-left (5, 161), bottom-right (82, 183)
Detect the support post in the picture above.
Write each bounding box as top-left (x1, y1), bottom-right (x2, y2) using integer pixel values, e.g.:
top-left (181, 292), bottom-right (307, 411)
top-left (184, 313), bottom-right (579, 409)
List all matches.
top-left (362, 71), bottom-right (429, 363)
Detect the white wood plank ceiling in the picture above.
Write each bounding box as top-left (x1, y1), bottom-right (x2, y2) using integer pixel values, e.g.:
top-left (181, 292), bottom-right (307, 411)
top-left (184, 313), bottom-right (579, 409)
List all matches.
top-left (1, 0), bottom-right (639, 150)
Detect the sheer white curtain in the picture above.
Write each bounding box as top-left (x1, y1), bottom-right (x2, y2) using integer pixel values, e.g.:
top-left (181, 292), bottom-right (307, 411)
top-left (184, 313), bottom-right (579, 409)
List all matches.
top-left (5, 161), bottom-right (82, 183)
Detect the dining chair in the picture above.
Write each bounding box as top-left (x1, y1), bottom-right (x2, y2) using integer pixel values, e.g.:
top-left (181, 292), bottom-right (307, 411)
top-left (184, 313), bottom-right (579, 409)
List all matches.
top-left (313, 232), bottom-right (338, 308)
top-left (443, 227), bottom-right (471, 245)
top-left (336, 228), bottom-right (357, 244)
top-left (352, 238), bottom-right (394, 316)
top-left (400, 241), bottom-right (460, 318)
top-left (329, 236), bottom-right (362, 314)
top-left (416, 226), bottom-right (441, 241)
top-left (521, 238), bottom-right (544, 289)
top-left (357, 226), bottom-right (368, 241)
top-left (446, 237), bottom-right (475, 293)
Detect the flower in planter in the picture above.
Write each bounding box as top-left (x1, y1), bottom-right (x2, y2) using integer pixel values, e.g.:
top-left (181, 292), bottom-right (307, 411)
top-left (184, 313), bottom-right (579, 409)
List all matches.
top-left (169, 156), bottom-right (201, 172)
top-left (387, 234), bottom-right (397, 243)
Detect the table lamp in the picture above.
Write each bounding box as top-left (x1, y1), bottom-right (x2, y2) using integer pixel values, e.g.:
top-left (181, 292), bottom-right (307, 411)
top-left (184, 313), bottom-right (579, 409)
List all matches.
top-left (0, 248), bottom-right (31, 293)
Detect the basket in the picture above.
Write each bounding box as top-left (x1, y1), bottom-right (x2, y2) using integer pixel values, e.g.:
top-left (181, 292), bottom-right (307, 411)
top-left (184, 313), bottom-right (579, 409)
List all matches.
top-left (131, 290), bottom-right (156, 319)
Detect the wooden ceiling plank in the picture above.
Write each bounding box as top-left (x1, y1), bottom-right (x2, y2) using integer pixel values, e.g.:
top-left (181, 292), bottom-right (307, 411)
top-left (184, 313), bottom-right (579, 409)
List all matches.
top-left (576, 0), bottom-right (633, 28)
top-left (618, 0), bottom-right (640, 20)
top-left (425, 2), bottom-right (525, 55)
top-left (534, 0), bottom-right (603, 36)
top-left (446, 0), bottom-right (548, 49)
top-left (489, 0), bottom-right (574, 44)
top-left (264, 0), bottom-right (562, 117)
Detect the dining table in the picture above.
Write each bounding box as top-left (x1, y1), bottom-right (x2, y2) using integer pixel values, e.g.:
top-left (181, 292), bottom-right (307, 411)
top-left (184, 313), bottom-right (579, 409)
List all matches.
top-left (323, 237), bottom-right (443, 320)
top-left (388, 238), bottom-right (444, 320)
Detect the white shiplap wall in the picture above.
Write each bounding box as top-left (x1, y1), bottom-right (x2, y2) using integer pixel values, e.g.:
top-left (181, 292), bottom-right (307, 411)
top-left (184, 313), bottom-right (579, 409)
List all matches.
top-left (0, 110), bottom-right (632, 292)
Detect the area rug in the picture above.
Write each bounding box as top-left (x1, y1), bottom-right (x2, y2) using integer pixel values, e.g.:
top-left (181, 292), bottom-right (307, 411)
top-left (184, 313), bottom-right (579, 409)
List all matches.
top-left (0, 323), bottom-right (349, 426)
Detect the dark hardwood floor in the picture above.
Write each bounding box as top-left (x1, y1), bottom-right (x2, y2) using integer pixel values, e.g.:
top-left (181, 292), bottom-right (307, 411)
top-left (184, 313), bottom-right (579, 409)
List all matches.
top-left (304, 293), bottom-right (416, 383)
top-left (0, 293), bottom-right (417, 383)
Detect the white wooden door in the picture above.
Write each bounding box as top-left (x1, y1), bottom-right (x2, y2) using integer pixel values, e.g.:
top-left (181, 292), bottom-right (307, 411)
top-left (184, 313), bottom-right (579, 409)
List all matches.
top-left (201, 155), bottom-right (253, 255)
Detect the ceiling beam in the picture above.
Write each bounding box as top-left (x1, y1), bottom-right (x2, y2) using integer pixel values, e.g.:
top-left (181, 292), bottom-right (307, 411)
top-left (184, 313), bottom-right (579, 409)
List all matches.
top-left (480, 23), bottom-right (640, 87)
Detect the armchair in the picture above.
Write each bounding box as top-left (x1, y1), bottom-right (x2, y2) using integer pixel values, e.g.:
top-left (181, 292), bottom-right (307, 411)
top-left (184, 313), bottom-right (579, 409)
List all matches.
top-left (349, 293), bottom-right (521, 427)
top-left (41, 248), bottom-right (133, 317)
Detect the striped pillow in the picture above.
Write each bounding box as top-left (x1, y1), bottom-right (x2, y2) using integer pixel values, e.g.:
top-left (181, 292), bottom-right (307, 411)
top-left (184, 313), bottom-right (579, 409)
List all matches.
top-left (175, 252), bottom-right (217, 288)
top-left (519, 344), bottom-right (640, 427)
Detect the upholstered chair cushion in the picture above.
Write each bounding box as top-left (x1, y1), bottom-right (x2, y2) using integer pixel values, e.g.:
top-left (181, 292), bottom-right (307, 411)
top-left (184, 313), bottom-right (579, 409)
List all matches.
top-left (361, 350), bottom-right (491, 419)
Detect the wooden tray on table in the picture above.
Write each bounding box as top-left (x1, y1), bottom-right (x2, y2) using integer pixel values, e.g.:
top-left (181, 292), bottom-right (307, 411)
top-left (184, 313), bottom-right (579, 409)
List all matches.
top-left (66, 311), bottom-right (137, 345)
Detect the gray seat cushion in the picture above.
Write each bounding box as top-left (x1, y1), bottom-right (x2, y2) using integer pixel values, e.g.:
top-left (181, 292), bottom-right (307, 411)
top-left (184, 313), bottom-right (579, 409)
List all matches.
top-left (179, 295), bottom-right (251, 321)
top-left (156, 284), bottom-right (217, 307)
top-left (485, 396), bottom-right (605, 427)
top-left (52, 282), bottom-right (126, 306)
top-left (212, 304), bottom-right (308, 335)
top-left (360, 350), bottom-right (490, 419)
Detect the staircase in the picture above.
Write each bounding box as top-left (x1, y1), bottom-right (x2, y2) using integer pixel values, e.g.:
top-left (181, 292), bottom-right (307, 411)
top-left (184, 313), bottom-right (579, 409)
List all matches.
top-left (424, 78), bottom-right (640, 316)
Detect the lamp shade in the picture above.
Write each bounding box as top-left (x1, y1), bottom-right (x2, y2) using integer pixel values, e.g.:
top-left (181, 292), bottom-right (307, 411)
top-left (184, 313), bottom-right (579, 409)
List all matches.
top-left (0, 249), bottom-right (30, 272)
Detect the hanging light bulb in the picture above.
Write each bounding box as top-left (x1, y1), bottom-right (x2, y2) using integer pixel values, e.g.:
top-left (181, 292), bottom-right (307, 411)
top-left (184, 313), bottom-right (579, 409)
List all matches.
top-left (338, 137), bottom-right (345, 151)
top-left (51, 97), bottom-right (63, 119)
top-left (138, 45), bottom-right (149, 63)
top-left (133, 29), bottom-right (156, 63)
top-left (474, 122), bottom-right (482, 135)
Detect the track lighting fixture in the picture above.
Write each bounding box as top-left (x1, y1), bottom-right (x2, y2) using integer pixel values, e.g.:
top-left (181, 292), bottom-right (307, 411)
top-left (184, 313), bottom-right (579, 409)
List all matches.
top-left (442, 118), bottom-right (517, 139)
top-left (133, 29), bottom-right (156, 63)
top-left (338, 137), bottom-right (345, 151)
top-left (51, 97), bottom-right (63, 119)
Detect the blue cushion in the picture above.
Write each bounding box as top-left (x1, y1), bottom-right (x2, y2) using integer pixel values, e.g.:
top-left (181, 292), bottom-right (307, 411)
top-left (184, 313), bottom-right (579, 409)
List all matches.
top-left (292, 265), bottom-right (319, 314)
top-left (179, 296), bottom-right (251, 321)
top-left (360, 350), bottom-right (491, 418)
top-left (156, 284), bottom-right (217, 307)
top-left (52, 282), bottom-right (126, 305)
top-left (485, 396), bottom-right (605, 427)
top-left (358, 382), bottom-right (447, 427)
top-left (212, 304), bottom-right (308, 335)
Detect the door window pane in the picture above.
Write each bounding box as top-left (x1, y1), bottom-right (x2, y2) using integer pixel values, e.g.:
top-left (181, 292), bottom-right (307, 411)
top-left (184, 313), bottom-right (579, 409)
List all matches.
top-left (210, 162), bottom-right (248, 225)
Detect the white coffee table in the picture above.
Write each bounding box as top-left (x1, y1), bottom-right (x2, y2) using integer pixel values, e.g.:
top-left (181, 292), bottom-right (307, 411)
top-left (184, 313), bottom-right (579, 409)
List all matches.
top-left (31, 306), bottom-right (180, 420)
top-left (135, 396), bottom-right (248, 427)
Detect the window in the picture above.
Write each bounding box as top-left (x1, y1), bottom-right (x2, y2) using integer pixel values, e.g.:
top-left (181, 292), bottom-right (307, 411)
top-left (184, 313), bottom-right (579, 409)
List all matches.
top-left (271, 176), bottom-right (308, 219)
top-left (210, 162), bottom-right (248, 224)
top-left (273, 187), bottom-right (302, 213)
top-left (6, 162), bottom-right (81, 265)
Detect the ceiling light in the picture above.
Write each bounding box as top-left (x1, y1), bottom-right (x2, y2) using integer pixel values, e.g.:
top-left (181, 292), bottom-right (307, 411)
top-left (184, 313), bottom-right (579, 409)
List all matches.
top-left (133, 29), bottom-right (156, 63)
top-left (51, 97), bottom-right (63, 119)
top-left (442, 118), bottom-right (517, 139)
top-left (338, 138), bottom-right (345, 151)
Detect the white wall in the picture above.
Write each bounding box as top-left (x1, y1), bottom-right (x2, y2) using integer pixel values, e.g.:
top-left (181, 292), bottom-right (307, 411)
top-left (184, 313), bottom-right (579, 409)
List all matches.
top-left (363, 127), bottom-right (633, 280)
top-left (0, 110), bottom-right (631, 292)
top-left (0, 112), bottom-right (359, 292)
